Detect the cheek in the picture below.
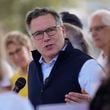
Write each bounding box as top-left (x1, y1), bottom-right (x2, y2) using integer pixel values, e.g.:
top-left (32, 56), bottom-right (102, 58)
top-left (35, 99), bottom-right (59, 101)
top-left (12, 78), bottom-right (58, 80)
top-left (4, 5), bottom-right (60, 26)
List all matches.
top-left (9, 56), bottom-right (16, 63)
top-left (56, 37), bottom-right (64, 49)
top-left (33, 40), bottom-right (40, 49)
top-left (34, 41), bottom-right (44, 53)
top-left (22, 50), bottom-right (30, 61)
top-left (105, 33), bottom-right (110, 43)
top-left (32, 38), bottom-right (38, 48)
top-left (23, 52), bottom-right (29, 60)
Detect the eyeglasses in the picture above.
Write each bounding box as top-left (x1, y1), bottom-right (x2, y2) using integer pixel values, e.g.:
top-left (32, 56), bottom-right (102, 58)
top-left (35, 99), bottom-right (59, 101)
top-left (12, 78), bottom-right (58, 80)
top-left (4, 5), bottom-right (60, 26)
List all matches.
top-left (89, 25), bottom-right (108, 33)
top-left (32, 25), bottom-right (60, 40)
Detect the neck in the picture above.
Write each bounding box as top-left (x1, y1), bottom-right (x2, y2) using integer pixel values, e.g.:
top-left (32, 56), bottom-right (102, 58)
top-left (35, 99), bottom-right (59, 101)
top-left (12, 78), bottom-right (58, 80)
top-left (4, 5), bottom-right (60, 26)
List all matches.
top-left (43, 54), bottom-right (57, 64)
top-left (102, 48), bottom-right (108, 57)
top-left (20, 64), bottom-right (28, 74)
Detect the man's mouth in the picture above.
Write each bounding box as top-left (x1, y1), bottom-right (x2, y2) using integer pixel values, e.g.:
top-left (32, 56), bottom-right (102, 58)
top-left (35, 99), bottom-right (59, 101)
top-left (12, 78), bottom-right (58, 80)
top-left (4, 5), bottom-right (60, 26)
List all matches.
top-left (45, 44), bottom-right (54, 49)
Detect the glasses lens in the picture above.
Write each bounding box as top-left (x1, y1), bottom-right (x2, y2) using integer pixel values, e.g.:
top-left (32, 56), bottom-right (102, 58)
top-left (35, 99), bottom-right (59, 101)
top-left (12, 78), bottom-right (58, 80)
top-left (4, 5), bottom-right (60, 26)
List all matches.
top-left (46, 26), bottom-right (58, 36)
top-left (32, 31), bottom-right (44, 40)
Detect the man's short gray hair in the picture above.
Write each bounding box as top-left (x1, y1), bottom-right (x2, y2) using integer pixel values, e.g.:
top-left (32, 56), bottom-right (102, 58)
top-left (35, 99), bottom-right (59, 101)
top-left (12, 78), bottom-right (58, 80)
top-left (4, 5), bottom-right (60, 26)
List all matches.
top-left (25, 7), bottom-right (63, 36)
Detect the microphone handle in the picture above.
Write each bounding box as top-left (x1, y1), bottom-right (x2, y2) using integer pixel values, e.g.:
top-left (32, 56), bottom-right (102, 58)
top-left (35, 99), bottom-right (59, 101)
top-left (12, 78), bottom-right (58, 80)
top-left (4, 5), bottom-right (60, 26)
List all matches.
top-left (13, 86), bottom-right (20, 93)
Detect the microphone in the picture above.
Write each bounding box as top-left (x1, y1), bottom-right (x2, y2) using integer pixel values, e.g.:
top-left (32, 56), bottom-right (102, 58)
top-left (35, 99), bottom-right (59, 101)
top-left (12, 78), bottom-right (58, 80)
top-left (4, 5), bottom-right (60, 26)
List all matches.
top-left (13, 77), bottom-right (26, 93)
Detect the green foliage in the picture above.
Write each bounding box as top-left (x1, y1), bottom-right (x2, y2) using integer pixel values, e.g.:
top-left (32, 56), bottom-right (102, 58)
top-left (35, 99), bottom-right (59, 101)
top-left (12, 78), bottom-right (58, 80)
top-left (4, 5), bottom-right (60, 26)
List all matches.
top-left (0, 0), bottom-right (78, 33)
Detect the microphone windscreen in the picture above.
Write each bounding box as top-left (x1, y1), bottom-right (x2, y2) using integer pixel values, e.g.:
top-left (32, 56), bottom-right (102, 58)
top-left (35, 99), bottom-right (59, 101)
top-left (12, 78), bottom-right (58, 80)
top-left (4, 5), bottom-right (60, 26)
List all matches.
top-left (13, 77), bottom-right (26, 93)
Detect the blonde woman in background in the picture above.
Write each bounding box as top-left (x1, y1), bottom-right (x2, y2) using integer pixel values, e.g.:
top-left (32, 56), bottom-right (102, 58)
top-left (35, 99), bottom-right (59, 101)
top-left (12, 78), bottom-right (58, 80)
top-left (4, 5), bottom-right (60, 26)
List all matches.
top-left (0, 52), bottom-right (33, 110)
top-left (0, 33), bottom-right (12, 91)
top-left (4, 31), bottom-right (32, 97)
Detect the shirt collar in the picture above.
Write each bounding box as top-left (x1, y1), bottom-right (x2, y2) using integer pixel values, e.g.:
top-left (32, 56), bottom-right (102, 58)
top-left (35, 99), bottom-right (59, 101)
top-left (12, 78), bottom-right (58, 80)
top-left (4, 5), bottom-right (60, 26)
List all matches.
top-left (39, 55), bottom-right (58, 64)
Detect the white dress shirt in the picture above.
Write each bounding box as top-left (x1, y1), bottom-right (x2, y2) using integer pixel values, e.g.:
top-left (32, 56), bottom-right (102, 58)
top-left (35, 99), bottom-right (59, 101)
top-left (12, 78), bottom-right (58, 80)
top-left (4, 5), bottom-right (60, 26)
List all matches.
top-left (78, 59), bottom-right (104, 97)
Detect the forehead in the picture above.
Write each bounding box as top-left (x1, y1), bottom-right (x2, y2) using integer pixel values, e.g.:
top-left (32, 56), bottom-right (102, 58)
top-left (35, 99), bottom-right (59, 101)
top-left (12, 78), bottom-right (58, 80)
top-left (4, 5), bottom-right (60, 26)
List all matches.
top-left (90, 15), bottom-right (104, 26)
top-left (30, 14), bottom-right (56, 32)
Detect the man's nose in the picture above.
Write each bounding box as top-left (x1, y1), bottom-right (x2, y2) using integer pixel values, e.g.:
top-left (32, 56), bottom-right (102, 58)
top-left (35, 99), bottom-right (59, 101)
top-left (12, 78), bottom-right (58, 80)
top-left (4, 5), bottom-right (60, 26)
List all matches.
top-left (43, 32), bottom-right (50, 41)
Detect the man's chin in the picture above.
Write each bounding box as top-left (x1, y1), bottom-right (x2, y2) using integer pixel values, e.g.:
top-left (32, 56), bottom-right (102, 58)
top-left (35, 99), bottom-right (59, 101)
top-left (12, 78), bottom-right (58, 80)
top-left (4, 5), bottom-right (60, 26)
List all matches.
top-left (44, 52), bottom-right (57, 59)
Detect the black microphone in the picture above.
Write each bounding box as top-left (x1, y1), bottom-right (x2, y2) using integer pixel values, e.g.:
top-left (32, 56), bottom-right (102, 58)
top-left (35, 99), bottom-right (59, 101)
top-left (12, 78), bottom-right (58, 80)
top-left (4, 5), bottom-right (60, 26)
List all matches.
top-left (13, 77), bottom-right (26, 93)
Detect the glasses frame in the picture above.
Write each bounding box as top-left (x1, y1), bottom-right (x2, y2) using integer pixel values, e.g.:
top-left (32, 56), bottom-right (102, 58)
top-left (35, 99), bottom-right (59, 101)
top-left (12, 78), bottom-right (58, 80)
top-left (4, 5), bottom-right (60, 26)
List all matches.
top-left (31, 25), bottom-right (60, 40)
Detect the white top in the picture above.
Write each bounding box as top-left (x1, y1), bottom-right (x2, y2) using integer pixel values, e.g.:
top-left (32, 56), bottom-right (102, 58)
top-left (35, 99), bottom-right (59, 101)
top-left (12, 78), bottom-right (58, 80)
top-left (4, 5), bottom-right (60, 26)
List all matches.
top-left (1, 60), bottom-right (14, 78)
top-left (0, 92), bottom-right (33, 110)
top-left (0, 74), bottom-right (10, 87)
top-left (39, 57), bottom-right (104, 97)
top-left (97, 53), bottom-right (107, 68)
top-left (0, 60), bottom-right (13, 87)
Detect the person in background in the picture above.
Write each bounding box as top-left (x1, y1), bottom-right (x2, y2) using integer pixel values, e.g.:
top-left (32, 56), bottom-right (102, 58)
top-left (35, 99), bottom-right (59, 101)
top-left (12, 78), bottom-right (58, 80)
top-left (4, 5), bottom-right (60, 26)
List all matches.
top-left (90, 78), bottom-right (110, 110)
top-left (0, 33), bottom-right (12, 91)
top-left (60, 11), bottom-right (83, 29)
top-left (0, 53), bottom-right (33, 110)
top-left (88, 9), bottom-right (110, 71)
top-left (89, 43), bottom-right (110, 110)
top-left (0, 60), bottom-right (12, 91)
top-left (64, 23), bottom-right (89, 54)
top-left (25, 7), bottom-right (103, 108)
top-left (0, 37), bottom-right (10, 91)
top-left (4, 31), bottom-right (32, 97)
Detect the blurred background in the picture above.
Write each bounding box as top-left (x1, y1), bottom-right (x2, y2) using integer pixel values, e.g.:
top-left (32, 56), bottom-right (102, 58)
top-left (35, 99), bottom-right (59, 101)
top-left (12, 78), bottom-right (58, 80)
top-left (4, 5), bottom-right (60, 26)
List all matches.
top-left (0, 0), bottom-right (110, 34)
top-left (0, 0), bottom-right (110, 56)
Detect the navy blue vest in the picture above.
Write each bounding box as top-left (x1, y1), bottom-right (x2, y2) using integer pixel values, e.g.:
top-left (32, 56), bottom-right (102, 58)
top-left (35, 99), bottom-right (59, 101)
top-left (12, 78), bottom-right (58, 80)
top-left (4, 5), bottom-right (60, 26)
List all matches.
top-left (28, 42), bottom-right (92, 108)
